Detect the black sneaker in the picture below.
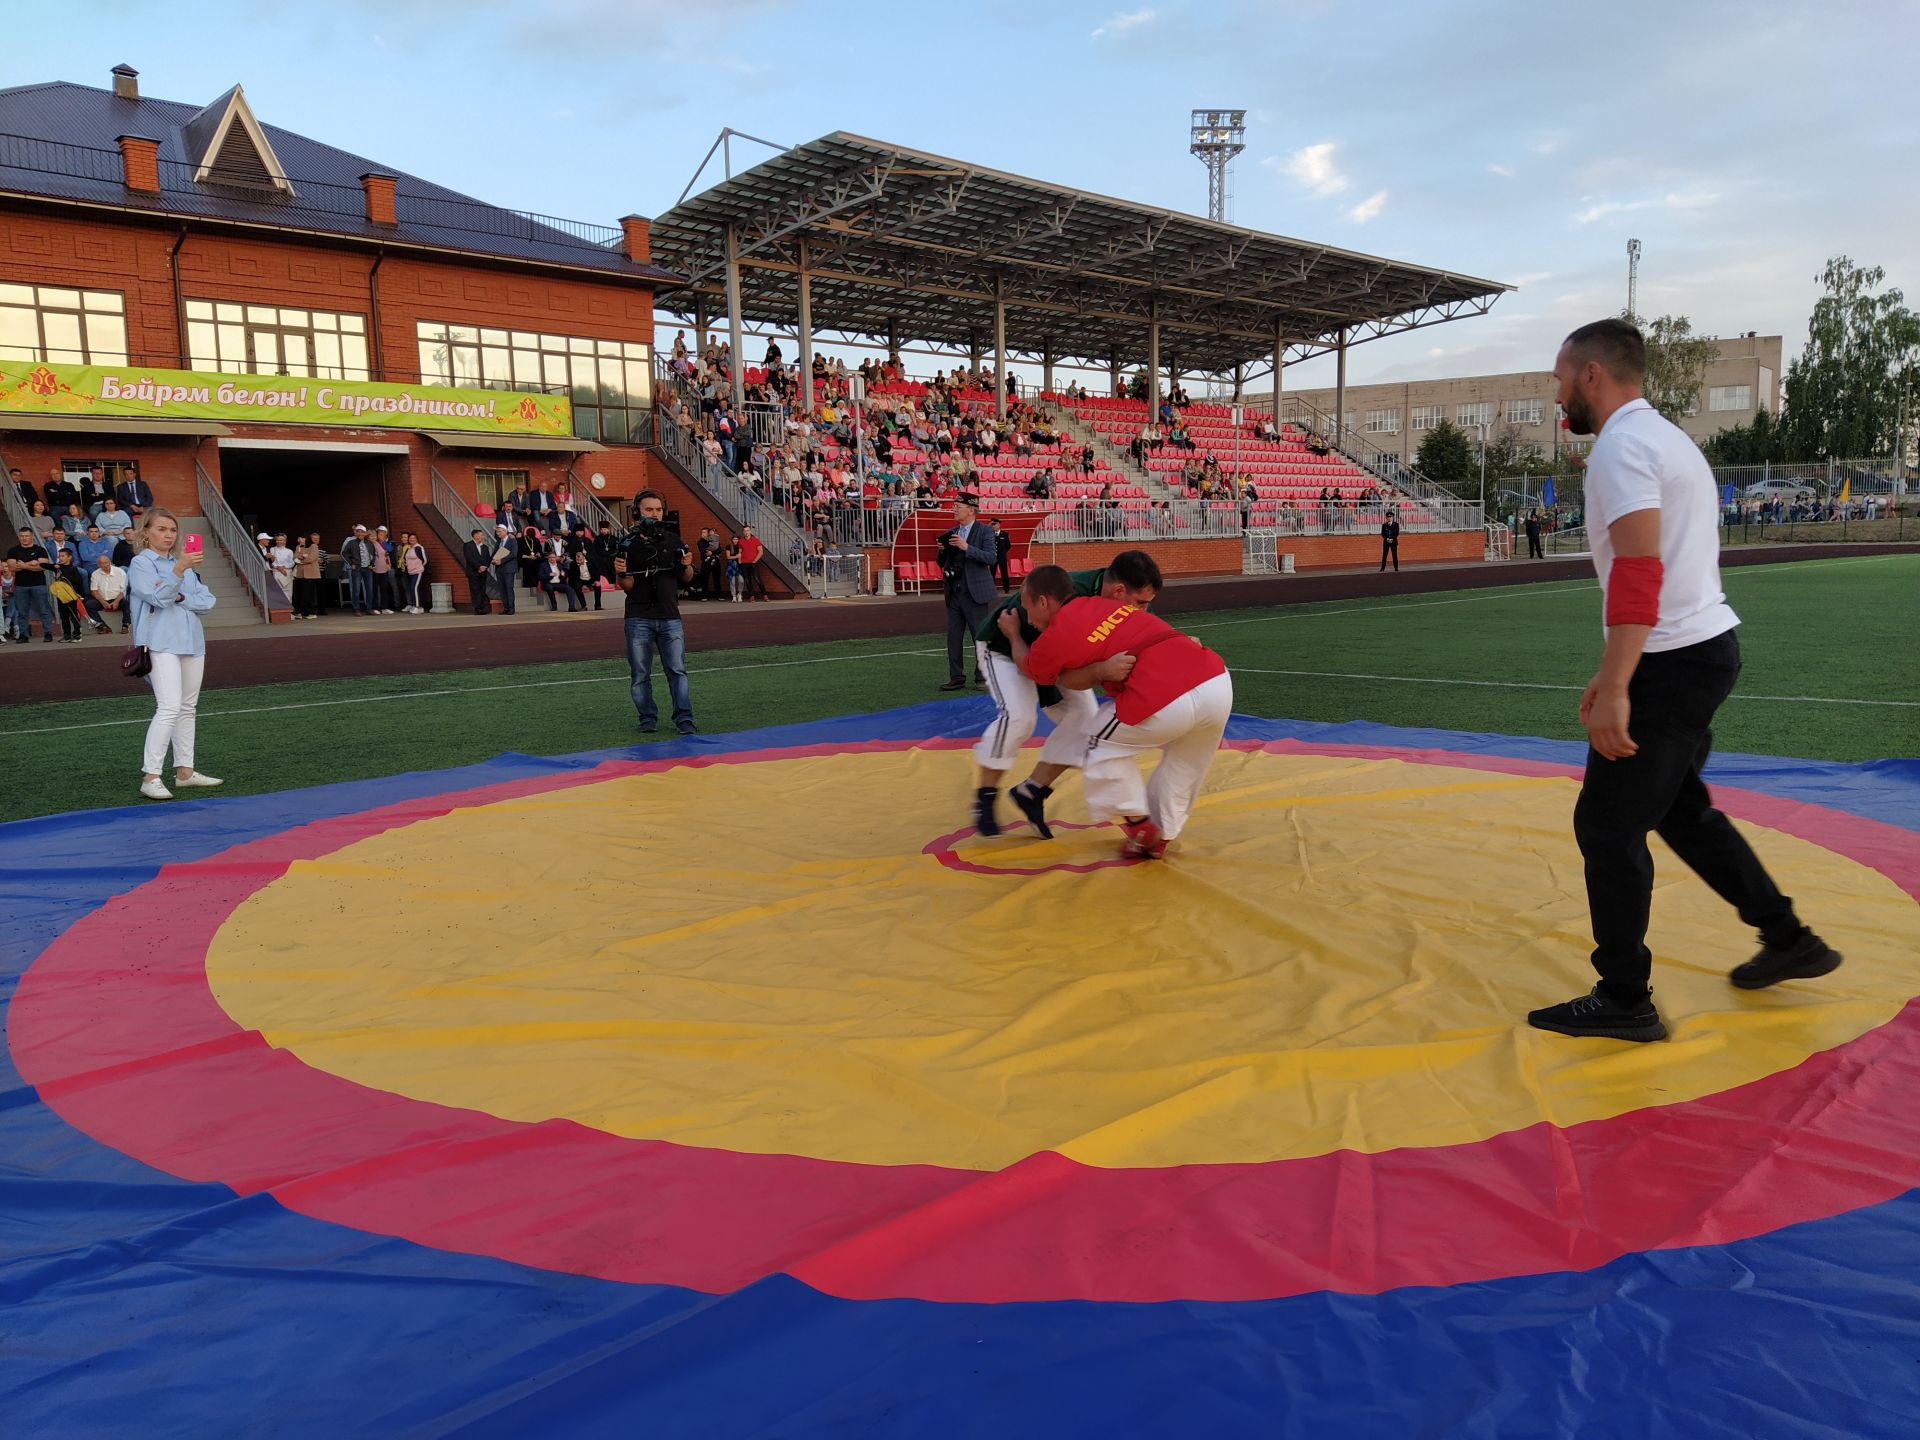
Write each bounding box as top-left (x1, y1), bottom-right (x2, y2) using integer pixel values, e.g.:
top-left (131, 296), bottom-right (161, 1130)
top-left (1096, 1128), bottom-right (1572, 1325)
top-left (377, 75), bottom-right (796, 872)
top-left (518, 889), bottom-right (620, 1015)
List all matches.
top-left (677, 724), bottom-right (699, 736)
top-left (973, 787), bottom-right (1002, 837)
top-left (1527, 986), bottom-right (1667, 1043)
top-left (1730, 931), bottom-right (1843, 990)
top-left (1009, 781), bottom-right (1053, 839)
top-left (939, 679), bottom-right (966, 692)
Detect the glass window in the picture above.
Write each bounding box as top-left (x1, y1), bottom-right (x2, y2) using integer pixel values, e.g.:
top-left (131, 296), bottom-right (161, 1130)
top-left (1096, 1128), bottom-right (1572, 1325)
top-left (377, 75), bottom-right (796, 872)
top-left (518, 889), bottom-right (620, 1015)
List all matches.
top-left (1507, 399), bottom-right (1544, 425)
top-left (1364, 409), bottom-right (1400, 434)
top-left (415, 321), bottom-right (652, 443)
top-left (187, 299), bottom-right (370, 378)
top-left (1411, 405), bottom-right (1444, 431)
top-left (0, 284), bottom-right (130, 364)
top-left (1709, 385), bottom-right (1753, 412)
top-left (1456, 401), bottom-right (1494, 428)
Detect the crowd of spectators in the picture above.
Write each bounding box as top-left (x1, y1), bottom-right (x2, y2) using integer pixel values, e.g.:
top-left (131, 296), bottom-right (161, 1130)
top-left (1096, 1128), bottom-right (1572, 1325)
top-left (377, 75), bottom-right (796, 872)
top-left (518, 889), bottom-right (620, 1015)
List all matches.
top-left (6, 462), bottom-right (149, 644)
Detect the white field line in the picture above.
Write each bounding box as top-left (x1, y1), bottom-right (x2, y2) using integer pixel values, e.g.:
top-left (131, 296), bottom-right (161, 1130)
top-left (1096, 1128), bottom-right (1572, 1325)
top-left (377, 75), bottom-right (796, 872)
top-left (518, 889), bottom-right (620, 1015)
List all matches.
top-left (0, 551), bottom-right (1909, 736)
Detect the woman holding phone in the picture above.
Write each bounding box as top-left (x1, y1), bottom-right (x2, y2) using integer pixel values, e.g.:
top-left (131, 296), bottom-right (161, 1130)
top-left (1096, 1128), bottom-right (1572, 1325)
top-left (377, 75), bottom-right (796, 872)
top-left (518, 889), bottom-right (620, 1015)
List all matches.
top-left (128, 508), bottom-right (221, 800)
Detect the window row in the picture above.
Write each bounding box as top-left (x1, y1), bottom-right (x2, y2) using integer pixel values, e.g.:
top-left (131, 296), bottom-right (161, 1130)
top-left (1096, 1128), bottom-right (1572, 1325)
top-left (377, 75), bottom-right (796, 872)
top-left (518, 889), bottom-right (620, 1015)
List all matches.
top-left (186, 299), bottom-right (371, 381)
top-left (0, 284), bottom-right (128, 366)
top-left (415, 323), bottom-right (652, 444)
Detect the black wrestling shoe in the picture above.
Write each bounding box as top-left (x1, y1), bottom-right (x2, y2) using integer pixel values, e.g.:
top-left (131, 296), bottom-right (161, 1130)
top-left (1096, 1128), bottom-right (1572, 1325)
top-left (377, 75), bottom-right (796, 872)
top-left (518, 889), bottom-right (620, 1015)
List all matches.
top-left (1009, 781), bottom-right (1053, 839)
top-left (1527, 986), bottom-right (1667, 1043)
top-left (973, 787), bottom-right (1002, 837)
top-left (1730, 931), bottom-right (1843, 990)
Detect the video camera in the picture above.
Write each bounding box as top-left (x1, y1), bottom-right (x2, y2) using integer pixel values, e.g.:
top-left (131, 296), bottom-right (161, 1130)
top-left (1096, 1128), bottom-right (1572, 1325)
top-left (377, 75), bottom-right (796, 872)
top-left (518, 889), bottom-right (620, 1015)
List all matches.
top-left (623, 521), bottom-right (687, 579)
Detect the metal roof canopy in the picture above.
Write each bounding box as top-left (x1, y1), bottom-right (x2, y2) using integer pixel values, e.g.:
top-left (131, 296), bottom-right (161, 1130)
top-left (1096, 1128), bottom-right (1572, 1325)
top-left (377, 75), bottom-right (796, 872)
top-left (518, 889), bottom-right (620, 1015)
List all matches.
top-left (650, 132), bottom-right (1511, 376)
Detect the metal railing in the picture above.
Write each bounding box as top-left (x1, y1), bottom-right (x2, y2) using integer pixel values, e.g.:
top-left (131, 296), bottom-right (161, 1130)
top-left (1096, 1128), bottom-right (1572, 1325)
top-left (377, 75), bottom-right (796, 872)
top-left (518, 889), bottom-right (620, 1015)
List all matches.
top-left (0, 441), bottom-right (30, 536)
top-left (1277, 395), bottom-right (1461, 510)
top-left (195, 458), bottom-right (279, 620)
top-left (0, 132), bottom-right (626, 260)
top-left (651, 363), bottom-right (822, 596)
top-left (430, 465), bottom-right (487, 542)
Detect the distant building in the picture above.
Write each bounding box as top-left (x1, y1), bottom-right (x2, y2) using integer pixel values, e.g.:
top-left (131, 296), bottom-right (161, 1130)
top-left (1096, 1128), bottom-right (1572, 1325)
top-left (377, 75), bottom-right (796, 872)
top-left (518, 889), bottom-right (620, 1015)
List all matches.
top-left (1260, 334), bottom-right (1783, 463)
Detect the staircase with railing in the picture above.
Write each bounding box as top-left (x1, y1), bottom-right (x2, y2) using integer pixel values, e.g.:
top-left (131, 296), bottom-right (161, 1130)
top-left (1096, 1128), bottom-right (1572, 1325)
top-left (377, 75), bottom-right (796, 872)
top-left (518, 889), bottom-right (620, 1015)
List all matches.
top-left (195, 459), bottom-right (285, 623)
top-left (651, 357), bottom-right (818, 596)
top-left (1277, 396), bottom-right (1476, 520)
top-left (0, 441), bottom-right (30, 536)
top-left (1038, 400), bottom-right (1185, 505)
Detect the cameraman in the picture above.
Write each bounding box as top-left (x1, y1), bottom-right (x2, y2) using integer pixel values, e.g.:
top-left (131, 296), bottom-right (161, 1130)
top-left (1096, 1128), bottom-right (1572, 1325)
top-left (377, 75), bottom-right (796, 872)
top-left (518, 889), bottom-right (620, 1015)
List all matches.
top-left (614, 490), bottom-right (696, 735)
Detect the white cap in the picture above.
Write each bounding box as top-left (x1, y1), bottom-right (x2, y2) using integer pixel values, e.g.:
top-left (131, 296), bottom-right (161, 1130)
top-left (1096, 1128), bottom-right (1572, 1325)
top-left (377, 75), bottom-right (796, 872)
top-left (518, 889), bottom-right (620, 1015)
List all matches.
top-left (256, 532), bottom-right (271, 541)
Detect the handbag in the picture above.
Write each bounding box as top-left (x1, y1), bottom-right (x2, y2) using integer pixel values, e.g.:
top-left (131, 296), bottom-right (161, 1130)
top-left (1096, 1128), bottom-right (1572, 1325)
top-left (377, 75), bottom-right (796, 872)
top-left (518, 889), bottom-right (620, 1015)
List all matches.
top-left (121, 644), bottom-right (152, 679)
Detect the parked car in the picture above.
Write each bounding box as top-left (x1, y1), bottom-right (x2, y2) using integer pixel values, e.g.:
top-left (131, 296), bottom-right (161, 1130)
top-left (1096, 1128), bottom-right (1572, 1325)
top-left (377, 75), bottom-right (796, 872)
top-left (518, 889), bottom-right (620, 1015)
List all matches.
top-left (1739, 478), bottom-right (1815, 503)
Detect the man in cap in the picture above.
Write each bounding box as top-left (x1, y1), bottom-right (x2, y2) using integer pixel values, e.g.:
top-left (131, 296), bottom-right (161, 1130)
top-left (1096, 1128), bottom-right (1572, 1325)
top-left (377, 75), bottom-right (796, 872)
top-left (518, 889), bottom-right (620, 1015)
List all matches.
top-left (937, 491), bottom-right (997, 691)
top-left (342, 524), bottom-right (377, 616)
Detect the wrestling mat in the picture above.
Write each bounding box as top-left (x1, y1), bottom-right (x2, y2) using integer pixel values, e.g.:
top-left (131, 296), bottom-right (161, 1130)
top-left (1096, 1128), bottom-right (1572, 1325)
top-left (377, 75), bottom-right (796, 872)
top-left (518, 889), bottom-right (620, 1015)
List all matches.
top-left (3, 701), bottom-right (1918, 1437)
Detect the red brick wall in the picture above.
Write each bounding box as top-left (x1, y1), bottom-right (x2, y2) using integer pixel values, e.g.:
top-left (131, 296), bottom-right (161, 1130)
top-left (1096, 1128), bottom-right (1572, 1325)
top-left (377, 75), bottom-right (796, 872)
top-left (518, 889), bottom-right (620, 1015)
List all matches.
top-left (1278, 531), bottom-right (1482, 570)
top-left (1042, 537), bottom-right (1243, 576)
top-left (0, 435), bottom-right (202, 516)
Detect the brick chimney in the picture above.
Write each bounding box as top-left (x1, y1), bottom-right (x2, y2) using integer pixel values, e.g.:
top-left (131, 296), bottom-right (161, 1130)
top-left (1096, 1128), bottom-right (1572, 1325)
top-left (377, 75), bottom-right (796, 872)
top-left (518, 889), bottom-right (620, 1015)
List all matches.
top-left (359, 173), bottom-right (398, 227)
top-left (117, 135), bottom-right (160, 193)
top-left (619, 214), bottom-right (651, 264)
top-left (111, 64), bottom-right (139, 101)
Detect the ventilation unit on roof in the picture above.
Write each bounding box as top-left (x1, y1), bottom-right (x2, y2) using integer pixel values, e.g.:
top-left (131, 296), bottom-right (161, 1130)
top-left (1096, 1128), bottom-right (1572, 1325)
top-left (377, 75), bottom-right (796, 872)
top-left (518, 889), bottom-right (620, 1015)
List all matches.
top-left (180, 84), bottom-right (295, 199)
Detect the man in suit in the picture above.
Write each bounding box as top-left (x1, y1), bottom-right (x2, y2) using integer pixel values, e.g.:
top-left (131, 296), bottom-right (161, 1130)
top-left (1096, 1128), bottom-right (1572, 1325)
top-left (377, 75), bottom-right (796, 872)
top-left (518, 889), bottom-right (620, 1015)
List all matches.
top-left (938, 492), bottom-right (998, 692)
top-left (113, 468), bottom-right (153, 512)
top-left (489, 524), bottom-right (520, 615)
top-left (1525, 508), bottom-right (1545, 559)
top-left (989, 516), bottom-right (1012, 592)
top-left (78, 465), bottom-right (111, 518)
top-left (1380, 512), bottom-right (1401, 572)
top-left (461, 528), bottom-right (493, 614)
top-left (8, 467), bottom-right (32, 510)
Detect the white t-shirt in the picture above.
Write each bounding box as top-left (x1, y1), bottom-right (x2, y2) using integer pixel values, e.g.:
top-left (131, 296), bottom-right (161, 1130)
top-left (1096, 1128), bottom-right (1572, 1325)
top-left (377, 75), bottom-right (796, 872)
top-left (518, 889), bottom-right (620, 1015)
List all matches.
top-left (1585, 397), bottom-right (1738, 652)
top-left (90, 564), bottom-right (127, 602)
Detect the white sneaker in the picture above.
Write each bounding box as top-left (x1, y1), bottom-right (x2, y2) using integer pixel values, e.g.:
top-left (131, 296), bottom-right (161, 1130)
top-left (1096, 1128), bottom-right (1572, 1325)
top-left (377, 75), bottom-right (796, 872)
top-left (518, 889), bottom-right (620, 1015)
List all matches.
top-left (139, 778), bottom-right (173, 800)
top-left (174, 772), bottom-right (224, 788)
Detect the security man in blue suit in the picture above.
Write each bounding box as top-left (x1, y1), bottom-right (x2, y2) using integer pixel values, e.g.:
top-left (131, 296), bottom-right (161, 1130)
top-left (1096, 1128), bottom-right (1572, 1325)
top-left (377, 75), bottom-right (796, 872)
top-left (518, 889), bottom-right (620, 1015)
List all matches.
top-left (938, 492), bottom-right (998, 691)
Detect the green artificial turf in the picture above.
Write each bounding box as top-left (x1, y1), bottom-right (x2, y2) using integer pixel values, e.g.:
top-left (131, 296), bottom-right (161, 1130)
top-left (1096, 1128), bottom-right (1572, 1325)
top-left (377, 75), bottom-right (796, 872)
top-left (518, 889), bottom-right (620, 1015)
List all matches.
top-left (3, 553), bottom-right (1914, 824)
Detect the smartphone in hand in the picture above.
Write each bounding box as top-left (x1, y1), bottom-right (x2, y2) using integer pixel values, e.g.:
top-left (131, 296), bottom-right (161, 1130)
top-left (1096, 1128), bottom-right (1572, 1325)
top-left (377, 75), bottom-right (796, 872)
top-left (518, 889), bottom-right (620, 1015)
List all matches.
top-left (183, 533), bottom-right (203, 558)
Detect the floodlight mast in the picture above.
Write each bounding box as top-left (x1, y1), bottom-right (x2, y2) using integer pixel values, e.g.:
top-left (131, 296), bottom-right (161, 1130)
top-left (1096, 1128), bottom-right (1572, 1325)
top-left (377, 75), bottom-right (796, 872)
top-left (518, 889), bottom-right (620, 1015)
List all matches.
top-left (1189, 109), bottom-right (1247, 224)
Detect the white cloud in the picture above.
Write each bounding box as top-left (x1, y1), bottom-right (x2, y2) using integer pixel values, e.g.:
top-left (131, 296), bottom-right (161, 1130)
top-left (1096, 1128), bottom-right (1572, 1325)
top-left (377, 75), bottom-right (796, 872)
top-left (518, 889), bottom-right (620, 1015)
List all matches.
top-left (1272, 141), bottom-right (1348, 196)
top-left (1346, 189), bottom-right (1388, 224)
top-left (1530, 132), bottom-right (1568, 156)
top-left (1488, 163), bottom-right (1515, 179)
top-left (1510, 271), bottom-right (1554, 288)
top-left (1573, 197), bottom-right (1653, 226)
top-left (1091, 8), bottom-right (1155, 38)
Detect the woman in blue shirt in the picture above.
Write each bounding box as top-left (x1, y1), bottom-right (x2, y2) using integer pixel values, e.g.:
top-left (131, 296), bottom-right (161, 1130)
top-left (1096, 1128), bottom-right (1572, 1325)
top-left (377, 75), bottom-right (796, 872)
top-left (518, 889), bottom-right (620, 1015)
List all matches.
top-left (128, 508), bottom-right (222, 801)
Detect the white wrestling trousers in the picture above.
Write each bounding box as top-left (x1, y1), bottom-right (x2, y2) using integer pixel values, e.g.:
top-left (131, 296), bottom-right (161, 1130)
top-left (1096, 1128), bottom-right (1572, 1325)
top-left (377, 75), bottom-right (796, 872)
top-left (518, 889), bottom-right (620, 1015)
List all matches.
top-left (972, 642), bottom-right (1100, 771)
top-left (1081, 670), bottom-right (1233, 840)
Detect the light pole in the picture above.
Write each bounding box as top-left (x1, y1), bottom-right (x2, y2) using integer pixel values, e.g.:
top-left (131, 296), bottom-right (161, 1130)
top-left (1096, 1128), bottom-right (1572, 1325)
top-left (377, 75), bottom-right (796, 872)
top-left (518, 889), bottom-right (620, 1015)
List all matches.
top-left (1473, 420), bottom-right (1491, 519)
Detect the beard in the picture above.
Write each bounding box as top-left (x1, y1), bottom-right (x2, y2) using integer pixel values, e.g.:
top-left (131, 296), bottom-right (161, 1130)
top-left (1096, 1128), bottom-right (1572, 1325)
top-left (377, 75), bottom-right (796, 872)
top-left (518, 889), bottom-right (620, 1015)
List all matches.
top-left (1562, 389), bottom-right (1596, 436)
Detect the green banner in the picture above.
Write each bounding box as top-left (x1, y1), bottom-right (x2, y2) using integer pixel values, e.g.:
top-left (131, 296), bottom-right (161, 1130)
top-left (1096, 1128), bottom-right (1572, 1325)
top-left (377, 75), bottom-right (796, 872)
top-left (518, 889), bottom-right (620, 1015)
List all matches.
top-left (0, 359), bottom-right (571, 436)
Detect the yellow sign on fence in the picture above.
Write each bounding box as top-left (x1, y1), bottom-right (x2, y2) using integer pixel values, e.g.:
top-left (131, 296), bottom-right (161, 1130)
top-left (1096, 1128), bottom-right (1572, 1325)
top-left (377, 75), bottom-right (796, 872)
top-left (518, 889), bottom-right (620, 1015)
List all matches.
top-left (0, 360), bottom-right (572, 436)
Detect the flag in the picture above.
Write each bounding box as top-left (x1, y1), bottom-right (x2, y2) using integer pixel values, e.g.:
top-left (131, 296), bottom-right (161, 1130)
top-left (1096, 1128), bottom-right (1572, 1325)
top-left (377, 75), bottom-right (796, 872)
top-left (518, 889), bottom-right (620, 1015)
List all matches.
top-left (1542, 477), bottom-right (1556, 509)
top-left (1722, 482), bottom-right (1736, 506)
top-left (1837, 477), bottom-right (1851, 505)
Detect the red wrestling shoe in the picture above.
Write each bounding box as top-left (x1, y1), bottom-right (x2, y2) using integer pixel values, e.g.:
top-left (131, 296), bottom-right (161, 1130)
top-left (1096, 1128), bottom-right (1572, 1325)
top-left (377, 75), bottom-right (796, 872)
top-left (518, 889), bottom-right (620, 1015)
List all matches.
top-left (1119, 817), bottom-right (1166, 859)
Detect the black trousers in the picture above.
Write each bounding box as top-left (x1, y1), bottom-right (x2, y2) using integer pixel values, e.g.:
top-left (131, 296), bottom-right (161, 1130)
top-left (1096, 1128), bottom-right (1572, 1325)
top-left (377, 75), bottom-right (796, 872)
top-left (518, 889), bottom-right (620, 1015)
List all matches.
top-left (1528, 534), bottom-right (1544, 558)
top-left (994, 553), bottom-right (1011, 591)
top-left (1380, 538), bottom-right (1398, 571)
top-left (1573, 630), bottom-right (1803, 1005)
top-left (946, 592), bottom-right (988, 682)
top-left (466, 568), bottom-right (490, 613)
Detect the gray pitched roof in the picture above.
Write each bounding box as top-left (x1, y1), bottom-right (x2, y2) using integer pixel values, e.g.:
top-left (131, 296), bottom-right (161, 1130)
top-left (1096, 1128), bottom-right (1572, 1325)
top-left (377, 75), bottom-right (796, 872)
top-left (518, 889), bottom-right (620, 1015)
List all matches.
top-left (0, 80), bottom-right (679, 284)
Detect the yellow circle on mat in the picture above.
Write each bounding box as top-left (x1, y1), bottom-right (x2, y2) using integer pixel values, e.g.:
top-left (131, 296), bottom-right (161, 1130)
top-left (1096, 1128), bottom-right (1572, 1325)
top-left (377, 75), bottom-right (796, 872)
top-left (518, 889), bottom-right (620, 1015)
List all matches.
top-left (207, 748), bottom-right (1920, 1171)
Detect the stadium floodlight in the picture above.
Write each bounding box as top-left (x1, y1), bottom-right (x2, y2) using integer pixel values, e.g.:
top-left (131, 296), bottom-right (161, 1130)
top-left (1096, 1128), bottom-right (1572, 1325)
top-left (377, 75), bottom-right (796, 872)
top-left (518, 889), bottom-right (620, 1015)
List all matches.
top-left (1189, 109), bottom-right (1247, 223)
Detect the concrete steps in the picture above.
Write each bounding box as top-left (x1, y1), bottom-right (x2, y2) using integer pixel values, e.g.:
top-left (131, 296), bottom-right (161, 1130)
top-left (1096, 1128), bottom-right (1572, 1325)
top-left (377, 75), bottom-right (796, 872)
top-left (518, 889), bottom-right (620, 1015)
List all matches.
top-left (176, 517), bottom-right (270, 630)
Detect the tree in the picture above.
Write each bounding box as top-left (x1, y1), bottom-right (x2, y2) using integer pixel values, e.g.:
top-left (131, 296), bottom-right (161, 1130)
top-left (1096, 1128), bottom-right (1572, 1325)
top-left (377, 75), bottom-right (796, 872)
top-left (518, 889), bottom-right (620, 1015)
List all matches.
top-left (1414, 420), bottom-right (1477, 495)
top-left (1701, 407), bottom-right (1791, 466)
top-left (1483, 423), bottom-right (1548, 481)
top-left (1781, 256), bottom-right (1920, 459)
top-left (1626, 311), bottom-right (1720, 424)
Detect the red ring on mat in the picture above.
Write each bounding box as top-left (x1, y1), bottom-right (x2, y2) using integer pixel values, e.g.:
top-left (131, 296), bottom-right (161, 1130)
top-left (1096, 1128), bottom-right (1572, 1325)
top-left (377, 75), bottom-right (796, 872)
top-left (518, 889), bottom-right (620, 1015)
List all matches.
top-left (11, 737), bottom-right (1920, 1304)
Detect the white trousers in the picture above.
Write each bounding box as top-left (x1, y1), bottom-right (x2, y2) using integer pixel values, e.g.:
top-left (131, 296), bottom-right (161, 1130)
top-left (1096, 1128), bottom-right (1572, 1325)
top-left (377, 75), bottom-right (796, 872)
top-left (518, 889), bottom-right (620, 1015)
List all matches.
top-left (142, 651), bottom-right (205, 776)
top-left (1082, 670), bottom-right (1233, 840)
top-left (972, 644), bottom-right (1099, 772)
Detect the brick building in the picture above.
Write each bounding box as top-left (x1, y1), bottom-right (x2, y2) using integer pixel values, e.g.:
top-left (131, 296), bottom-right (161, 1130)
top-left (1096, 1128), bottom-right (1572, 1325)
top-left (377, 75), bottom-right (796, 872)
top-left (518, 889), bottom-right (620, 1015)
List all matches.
top-left (0, 66), bottom-right (702, 615)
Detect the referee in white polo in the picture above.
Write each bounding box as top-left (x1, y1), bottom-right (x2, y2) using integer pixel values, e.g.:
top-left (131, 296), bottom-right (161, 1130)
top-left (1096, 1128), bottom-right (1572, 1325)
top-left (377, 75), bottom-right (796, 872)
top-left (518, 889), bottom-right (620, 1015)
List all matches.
top-left (1527, 318), bottom-right (1841, 1044)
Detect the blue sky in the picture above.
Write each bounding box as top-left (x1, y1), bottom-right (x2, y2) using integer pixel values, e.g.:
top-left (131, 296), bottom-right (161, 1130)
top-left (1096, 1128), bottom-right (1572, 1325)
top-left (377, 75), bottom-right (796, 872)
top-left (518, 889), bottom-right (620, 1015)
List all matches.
top-left (11, 0), bottom-right (1916, 390)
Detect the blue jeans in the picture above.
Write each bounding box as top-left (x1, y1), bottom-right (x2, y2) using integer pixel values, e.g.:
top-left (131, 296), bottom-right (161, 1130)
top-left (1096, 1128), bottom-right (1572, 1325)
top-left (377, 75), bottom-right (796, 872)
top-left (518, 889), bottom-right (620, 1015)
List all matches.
top-left (626, 617), bottom-right (693, 732)
top-left (12, 585), bottom-right (55, 638)
top-left (348, 568), bottom-right (374, 614)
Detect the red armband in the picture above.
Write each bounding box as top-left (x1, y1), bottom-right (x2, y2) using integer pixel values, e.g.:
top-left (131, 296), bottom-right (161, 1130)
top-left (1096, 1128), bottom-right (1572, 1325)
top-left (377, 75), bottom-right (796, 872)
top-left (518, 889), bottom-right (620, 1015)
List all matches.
top-left (1605, 555), bottom-right (1663, 628)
